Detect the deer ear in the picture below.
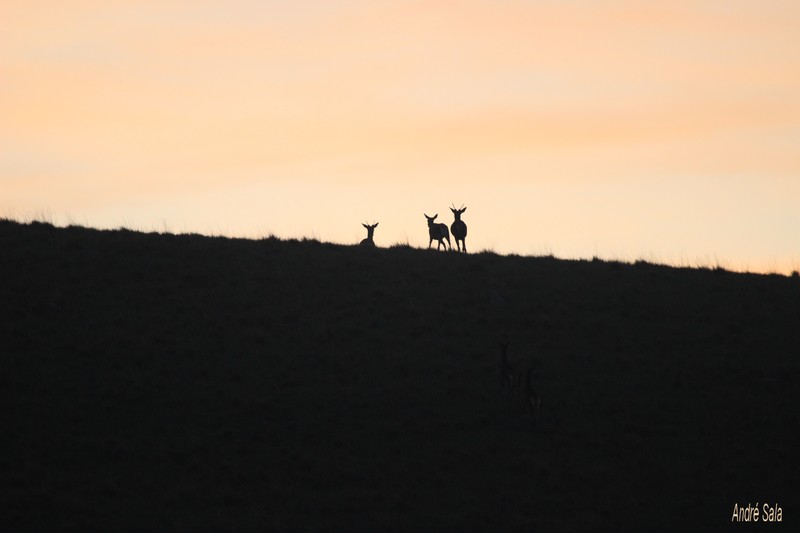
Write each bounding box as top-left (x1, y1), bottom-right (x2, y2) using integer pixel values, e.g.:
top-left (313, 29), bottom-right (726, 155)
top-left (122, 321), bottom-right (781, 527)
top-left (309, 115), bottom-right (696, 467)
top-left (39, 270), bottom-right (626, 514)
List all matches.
top-left (461, 207), bottom-right (467, 213)
top-left (362, 223), bottom-right (368, 229)
top-left (374, 222), bottom-right (379, 228)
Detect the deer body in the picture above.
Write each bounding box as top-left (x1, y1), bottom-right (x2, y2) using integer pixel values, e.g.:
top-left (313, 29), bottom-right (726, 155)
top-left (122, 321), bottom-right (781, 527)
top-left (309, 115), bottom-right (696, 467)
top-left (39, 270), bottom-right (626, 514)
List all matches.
top-left (449, 206), bottom-right (468, 253)
top-left (499, 341), bottom-right (542, 427)
top-left (424, 214), bottom-right (450, 250)
top-left (522, 367), bottom-right (542, 426)
top-left (499, 341), bottom-right (516, 392)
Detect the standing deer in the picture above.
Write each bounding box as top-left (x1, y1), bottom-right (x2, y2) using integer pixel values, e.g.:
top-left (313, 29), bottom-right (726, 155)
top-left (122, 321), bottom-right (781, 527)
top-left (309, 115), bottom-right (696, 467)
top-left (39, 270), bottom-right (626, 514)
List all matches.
top-left (424, 214), bottom-right (450, 250)
top-left (521, 367), bottom-right (542, 426)
top-left (499, 341), bottom-right (542, 426)
top-left (359, 222), bottom-right (379, 247)
top-left (499, 341), bottom-right (518, 393)
top-left (449, 204), bottom-right (468, 253)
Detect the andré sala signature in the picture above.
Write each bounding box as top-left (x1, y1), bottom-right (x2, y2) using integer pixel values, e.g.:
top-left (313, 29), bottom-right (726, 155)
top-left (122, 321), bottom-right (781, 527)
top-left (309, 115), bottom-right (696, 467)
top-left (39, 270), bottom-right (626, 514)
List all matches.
top-left (731, 502), bottom-right (783, 523)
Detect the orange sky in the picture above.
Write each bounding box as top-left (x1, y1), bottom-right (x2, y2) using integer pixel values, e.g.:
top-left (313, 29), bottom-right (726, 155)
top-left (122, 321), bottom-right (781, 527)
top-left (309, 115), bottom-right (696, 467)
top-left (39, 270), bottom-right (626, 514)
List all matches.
top-left (2, 0), bottom-right (799, 272)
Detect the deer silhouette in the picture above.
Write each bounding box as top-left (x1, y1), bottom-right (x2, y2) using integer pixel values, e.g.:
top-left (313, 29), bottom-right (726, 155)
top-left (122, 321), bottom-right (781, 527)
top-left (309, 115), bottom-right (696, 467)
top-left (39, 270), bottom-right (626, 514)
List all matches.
top-left (499, 341), bottom-right (542, 427)
top-left (424, 214), bottom-right (450, 250)
top-left (499, 340), bottom-right (517, 393)
top-left (449, 204), bottom-right (467, 253)
top-left (359, 222), bottom-right (378, 247)
top-left (521, 367), bottom-right (542, 427)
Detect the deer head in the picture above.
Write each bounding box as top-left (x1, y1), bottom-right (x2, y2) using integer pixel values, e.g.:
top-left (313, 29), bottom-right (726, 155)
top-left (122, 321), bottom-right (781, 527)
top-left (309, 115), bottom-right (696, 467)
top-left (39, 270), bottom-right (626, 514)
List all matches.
top-left (449, 204), bottom-right (467, 219)
top-left (362, 222), bottom-right (378, 238)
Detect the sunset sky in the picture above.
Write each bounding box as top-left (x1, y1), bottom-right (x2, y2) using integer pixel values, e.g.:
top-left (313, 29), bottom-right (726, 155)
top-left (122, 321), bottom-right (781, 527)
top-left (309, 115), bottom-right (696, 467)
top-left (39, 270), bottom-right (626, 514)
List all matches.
top-left (2, 0), bottom-right (799, 272)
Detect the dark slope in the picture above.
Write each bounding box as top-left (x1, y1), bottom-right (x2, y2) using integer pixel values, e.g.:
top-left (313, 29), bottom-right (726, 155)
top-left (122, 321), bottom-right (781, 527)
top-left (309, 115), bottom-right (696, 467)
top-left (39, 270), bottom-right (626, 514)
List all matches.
top-left (2, 220), bottom-right (798, 530)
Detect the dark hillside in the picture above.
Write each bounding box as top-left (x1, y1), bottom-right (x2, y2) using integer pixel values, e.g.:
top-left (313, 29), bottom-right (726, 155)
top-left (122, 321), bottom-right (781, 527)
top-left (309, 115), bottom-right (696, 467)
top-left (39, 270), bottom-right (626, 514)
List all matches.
top-left (2, 219), bottom-right (798, 530)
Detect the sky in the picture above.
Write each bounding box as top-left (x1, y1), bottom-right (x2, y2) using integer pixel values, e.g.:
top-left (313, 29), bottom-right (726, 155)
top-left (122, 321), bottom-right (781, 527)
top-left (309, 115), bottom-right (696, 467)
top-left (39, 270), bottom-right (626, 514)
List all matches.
top-left (2, 0), bottom-right (799, 273)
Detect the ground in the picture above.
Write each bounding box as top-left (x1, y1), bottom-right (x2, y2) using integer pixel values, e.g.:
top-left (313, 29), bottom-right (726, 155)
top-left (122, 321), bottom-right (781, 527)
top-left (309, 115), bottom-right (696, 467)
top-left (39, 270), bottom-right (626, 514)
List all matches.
top-left (2, 220), bottom-right (797, 530)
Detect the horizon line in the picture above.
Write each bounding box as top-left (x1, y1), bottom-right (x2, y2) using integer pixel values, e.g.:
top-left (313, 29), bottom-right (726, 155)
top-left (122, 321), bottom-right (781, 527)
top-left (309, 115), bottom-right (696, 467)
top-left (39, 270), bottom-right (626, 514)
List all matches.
top-left (3, 213), bottom-right (797, 278)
